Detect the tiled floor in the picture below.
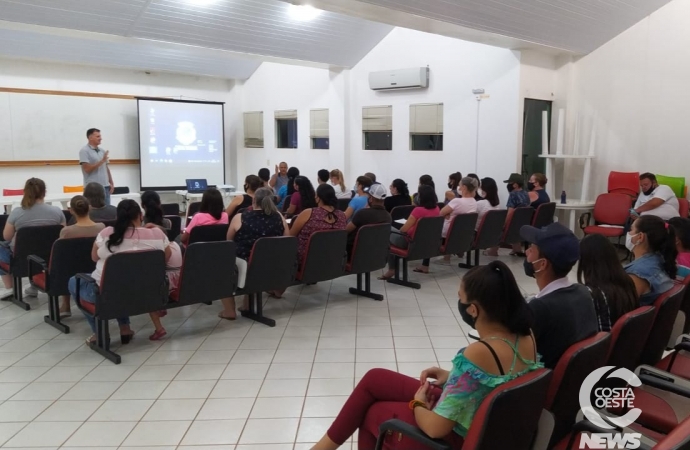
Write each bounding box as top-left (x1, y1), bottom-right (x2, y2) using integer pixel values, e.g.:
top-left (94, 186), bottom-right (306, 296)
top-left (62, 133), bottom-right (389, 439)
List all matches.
top-left (0, 253), bottom-right (540, 449)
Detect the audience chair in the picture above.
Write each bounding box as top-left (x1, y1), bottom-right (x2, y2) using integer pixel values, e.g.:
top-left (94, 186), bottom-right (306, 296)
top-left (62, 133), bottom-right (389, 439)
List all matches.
top-left (458, 209), bottom-right (507, 269)
top-left (388, 216), bottom-right (444, 289)
top-left (375, 368), bottom-right (553, 450)
top-left (345, 224), bottom-right (390, 301)
top-left (440, 213), bottom-right (478, 259)
top-left (161, 203), bottom-right (180, 216)
top-left (608, 171), bottom-right (640, 198)
top-left (112, 187), bottom-right (129, 195)
top-left (188, 224), bottom-right (229, 245)
top-left (656, 175), bottom-right (686, 199)
top-left (579, 193), bottom-right (632, 245)
top-left (62, 185), bottom-right (83, 194)
top-left (76, 250), bottom-right (168, 364)
top-left (545, 332), bottom-right (612, 447)
top-left (605, 306), bottom-right (656, 374)
top-left (436, 201), bottom-right (445, 210)
top-left (164, 215), bottom-right (182, 242)
top-left (501, 207), bottom-right (534, 247)
top-left (238, 236), bottom-right (299, 327)
top-left (0, 225), bottom-right (62, 310)
top-left (531, 202), bottom-right (556, 229)
top-left (295, 230), bottom-right (347, 285)
top-left (2, 189), bottom-right (23, 196)
top-left (62, 210), bottom-right (72, 224)
top-left (336, 198), bottom-right (350, 212)
top-left (28, 237), bottom-right (97, 334)
top-left (390, 205), bottom-right (415, 230)
top-left (679, 198), bottom-right (689, 219)
top-left (640, 284), bottom-right (685, 366)
top-left (101, 220), bottom-right (116, 228)
top-left (185, 201), bottom-right (201, 227)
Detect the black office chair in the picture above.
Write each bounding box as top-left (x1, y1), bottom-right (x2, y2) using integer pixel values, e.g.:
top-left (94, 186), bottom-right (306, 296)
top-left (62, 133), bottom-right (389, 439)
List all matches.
top-left (162, 203), bottom-right (180, 216)
top-left (164, 215), bottom-right (182, 242)
top-left (188, 224), bottom-right (230, 244)
top-left (112, 187), bottom-right (130, 195)
top-left (346, 224), bottom-right (390, 300)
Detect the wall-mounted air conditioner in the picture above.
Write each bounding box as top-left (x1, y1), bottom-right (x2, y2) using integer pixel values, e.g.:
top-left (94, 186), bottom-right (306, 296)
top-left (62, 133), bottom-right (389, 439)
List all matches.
top-left (369, 67), bottom-right (429, 91)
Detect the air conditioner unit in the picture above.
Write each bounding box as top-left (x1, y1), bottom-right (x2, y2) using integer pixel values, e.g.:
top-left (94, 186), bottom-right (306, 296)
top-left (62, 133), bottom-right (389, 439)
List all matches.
top-left (369, 67), bottom-right (429, 91)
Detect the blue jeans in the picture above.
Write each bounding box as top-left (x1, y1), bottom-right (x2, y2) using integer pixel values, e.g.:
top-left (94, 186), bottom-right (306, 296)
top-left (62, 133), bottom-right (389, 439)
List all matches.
top-left (0, 241), bottom-right (11, 275)
top-left (68, 276), bottom-right (130, 333)
top-left (104, 186), bottom-right (111, 206)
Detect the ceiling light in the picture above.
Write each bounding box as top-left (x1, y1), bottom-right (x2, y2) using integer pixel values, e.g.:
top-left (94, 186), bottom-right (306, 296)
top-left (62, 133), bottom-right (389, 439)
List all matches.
top-left (288, 4), bottom-right (322, 21)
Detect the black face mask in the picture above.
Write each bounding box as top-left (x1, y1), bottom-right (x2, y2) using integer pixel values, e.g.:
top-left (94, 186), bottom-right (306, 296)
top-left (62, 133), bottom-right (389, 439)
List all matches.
top-left (243, 184), bottom-right (249, 192)
top-left (523, 259), bottom-right (536, 278)
top-left (507, 184), bottom-right (514, 193)
top-left (643, 185), bottom-right (655, 196)
top-left (527, 182), bottom-right (535, 191)
top-left (458, 301), bottom-right (476, 328)
top-left (447, 182), bottom-right (454, 189)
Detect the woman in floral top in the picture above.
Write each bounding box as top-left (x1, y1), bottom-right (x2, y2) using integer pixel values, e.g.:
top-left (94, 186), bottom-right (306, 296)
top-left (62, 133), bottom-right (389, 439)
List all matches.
top-left (311, 261), bottom-right (542, 449)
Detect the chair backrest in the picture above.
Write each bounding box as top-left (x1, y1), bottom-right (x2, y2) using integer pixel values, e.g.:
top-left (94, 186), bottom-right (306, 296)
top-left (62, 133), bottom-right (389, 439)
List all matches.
top-left (463, 369), bottom-right (553, 450)
top-left (13, 225), bottom-right (64, 277)
top-left (2, 189), bottom-right (23, 196)
top-left (502, 207), bottom-right (534, 245)
top-left (654, 413), bottom-right (690, 450)
top-left (348, 223), bottom-right (390, 274)
top-left (0, 215), bottom-right (7, 241)
top-left (656, 174), bottom-right (686, 198)
top-left (405, 216), bottom-right (445, 260)
top-left (608, 171), bottom-right (640, 198)
top-left (63, 185), bottom-right (83, 194)
top-left (165, 215), bottom-right (182, 242)
top-left (297, 229), bottom-right (348, 283)
top-left (474, 209), bottom-right (508, 250)
top-left (98, 250), bottom-right (168, 319)
top-left (281, 195), bottom-right (292, 213)
top-left (187, 201), bottom-right (202, 217)
top-left (336, 198), bottom-right (350, 212)
top-left (45, 237), bottom-right (97, 296)
top-left (62, 210), bottom-right (73, 224)
top-left (188, 224), bottom-right (229, 245)
top-left (606, 306), bottom-right (656, 373)
top-left (243, 236), bottom-right (299, 292)
top-left (390, 205), bottom-right (415, 223)
top-left (592, 193), bottom-right (632, 226)
top-left (442, 213), bottom-right (478, 255)
top-left (531, 202), bottom-right (556, 228)
top-left (112, 186), bottom-right (129, 195)
top-left (101, 220), bottom-right (116, 228)
top-left (679, 198), bottom-right (689, 219)
top-left (639, 283), bottom-right (685, 366)
top-left (546, 332), bottom-right (612, 445)
top-left (175, 241), bottom-right (237, 306)
top-left (162, 203), bottom-right (180, 216)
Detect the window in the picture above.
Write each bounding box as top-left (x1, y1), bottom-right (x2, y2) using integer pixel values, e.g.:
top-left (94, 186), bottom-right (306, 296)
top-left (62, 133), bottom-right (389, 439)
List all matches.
top-left (410, 103), bottom-right (443, 151)
top-left (275, 110), bottom-right (298, 149)
top-left (310, 109), bottom-right (329, 149)
top-left (243, 111), bottom-right (264, 148)
top-left (363, 105), bottom-right (392, 151)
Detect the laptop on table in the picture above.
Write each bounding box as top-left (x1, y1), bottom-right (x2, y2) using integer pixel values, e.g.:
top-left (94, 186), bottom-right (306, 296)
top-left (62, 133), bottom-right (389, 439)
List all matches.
top-left (185, 179), bottom-right (208, 194)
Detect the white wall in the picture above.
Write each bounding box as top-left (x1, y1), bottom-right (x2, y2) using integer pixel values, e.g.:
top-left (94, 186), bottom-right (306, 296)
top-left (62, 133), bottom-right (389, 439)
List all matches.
top-left (559, 0), bottom-right (690, 198)
top-left (0, 58), bottom-right (235, 198)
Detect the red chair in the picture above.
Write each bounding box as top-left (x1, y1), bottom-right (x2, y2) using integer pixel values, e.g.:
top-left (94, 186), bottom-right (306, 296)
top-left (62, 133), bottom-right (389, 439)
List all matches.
top-left (579, 193), bottom-right (632, 244)
top-left (375, 368), bottom-right (553, 449)
top-left (679, 198), bottom-right (689, 219)
top-left (608, 171), bottom-right (640, 198)
top-left (2, 189), bottom-right (23, 196)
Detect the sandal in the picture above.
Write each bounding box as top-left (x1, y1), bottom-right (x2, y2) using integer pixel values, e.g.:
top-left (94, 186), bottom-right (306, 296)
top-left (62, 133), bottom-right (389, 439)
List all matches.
top-left (149, 328), bottom-right (167, 341)
top-left (85, 334), bottom-right (96, 345)
top-left (120, 331), bottom-right (135, 345)
top-left (413, 267), bottom-right (429, 274)
top-left (217, 311), bottom-right (236, 321)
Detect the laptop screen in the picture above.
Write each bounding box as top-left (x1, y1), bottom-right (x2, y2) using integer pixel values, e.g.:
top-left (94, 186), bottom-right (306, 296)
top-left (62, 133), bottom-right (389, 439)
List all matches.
top-left (185, 179), bottom-right (208, 192)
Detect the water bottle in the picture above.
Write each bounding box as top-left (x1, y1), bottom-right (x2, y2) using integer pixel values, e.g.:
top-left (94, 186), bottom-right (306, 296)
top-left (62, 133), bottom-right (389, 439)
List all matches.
top-left (560, 190), bottom-right (566, 204)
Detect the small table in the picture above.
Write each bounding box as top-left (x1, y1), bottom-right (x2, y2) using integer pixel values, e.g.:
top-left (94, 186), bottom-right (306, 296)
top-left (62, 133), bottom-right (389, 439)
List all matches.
top-left (555, 200), bottom-right (595, 232)
top-left (0, 192), bottom-right (141, 213)
top-left (175, 190), bottom-right (246, 210)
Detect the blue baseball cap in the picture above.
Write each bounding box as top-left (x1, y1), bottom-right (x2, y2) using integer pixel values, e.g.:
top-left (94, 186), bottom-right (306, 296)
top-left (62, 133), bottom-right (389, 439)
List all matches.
top-left (520, 222), bottom-right (580, 271)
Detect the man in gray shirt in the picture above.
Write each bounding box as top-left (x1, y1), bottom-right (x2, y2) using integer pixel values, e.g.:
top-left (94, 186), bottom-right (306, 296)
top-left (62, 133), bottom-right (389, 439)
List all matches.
top-left (79, 128), bottom-right (114, 205)
top-left (269, 161), bottom-right (289, 191)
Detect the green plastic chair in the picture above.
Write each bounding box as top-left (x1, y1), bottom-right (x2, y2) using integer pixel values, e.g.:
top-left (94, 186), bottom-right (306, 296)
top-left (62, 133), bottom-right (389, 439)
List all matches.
top-left (656, 174), bottom-right (686, 198)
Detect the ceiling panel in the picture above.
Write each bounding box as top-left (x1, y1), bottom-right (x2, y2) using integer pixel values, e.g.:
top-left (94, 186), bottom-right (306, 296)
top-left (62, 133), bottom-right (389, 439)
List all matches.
top-left (348, 0), bottom-right (673, 53)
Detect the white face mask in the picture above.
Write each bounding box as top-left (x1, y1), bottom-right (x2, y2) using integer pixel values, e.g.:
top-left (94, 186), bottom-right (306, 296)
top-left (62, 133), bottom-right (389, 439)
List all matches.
top-left (626, 232), bottom-right (640, 251)
top-left (477, 188), bottom-right (485, 198)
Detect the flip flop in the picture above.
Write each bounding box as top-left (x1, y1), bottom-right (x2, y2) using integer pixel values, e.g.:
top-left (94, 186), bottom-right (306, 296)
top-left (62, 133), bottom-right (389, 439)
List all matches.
top-left (377, 275), bottom-right (394, 281)
top-left (413, 268), bottom-right (429, 274)
top-left (217, 312), bottom-right (236, 321)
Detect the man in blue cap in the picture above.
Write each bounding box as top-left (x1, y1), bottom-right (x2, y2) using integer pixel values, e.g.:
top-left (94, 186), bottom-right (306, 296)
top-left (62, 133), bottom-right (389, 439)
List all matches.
top-left (520, 222), bottom-right (598, 369)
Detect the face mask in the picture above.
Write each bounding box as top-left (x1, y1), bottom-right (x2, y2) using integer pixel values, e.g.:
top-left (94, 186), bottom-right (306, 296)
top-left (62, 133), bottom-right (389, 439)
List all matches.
top-left (507, 184), bottom-right (515, 193)
top-left (523, 258), bottom-right (545, 278)
top-left (243, 184), bottom-right (248, 192)
top-left (477, 188), bottom-right (485, 198)
top-left (643, 186), bottom-right (655, 196)
top-left (626, 233), bottom-right (640, 251)
top-left (447, 182), bottom-right (453, 189)
top-left (527, 182), bottom-right (535, 191)
top-left (458, 301), bottom-right (476, 328)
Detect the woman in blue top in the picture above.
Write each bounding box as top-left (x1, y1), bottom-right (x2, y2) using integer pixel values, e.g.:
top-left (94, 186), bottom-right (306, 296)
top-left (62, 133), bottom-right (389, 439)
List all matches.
top-left (276, 167), bottom-right (300, 210)
top-left (312, 261), bottom-right (541, 449)
top-left (625, 215), bottom-right (677, 305)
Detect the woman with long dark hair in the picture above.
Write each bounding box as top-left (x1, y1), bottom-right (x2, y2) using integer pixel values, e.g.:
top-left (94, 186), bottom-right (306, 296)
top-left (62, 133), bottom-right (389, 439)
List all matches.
top-left (478, 178), bottom-right (504, 256)
top-left (141, 190), bottom-right (170, 231)
top-left (578, 234), bottom-right (639, 330)
top-left (413, 174), bottom-right (435, 206)
top-left (444, 171), bottom-right (462, 204)
top-left (286, 175), bottom-right (317, 217)
top-left (385, 178), bottom-right (412, 212)
top-left (312, 261), bottom-right (541, 449)
top-left (180, 188), bottom-right (229, 246)
top-left (625, 215), bottom-right (678, 305)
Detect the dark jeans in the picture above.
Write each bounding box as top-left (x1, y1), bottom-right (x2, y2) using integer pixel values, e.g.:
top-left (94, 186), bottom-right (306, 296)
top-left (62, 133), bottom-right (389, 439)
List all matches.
top-left (68, 276), bottom-right (129, 333)
top-left (388, 228), bottom-right (409, 269)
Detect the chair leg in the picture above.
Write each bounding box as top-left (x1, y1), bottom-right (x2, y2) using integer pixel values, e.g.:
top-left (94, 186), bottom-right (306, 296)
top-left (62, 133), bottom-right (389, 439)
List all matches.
top-left (457, 250), bottom-right (475, 269)
top-left (89, 318), bottom-right (120, 364)
top-left (2, 276), bottom-right (30, 310)
top-left (349, 272), bottom-right (384, 301)
top-left (387, 257), bottom-right (421, 289)
top-left (241, 293), bottom-right (276, 327)
top-left (44, 295), bottom-right (70, 334)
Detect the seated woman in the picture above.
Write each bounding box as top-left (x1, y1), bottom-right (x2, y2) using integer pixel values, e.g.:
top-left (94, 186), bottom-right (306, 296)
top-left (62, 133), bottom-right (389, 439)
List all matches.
top-left (467, 173), bottom-right (484, 201)
top-left (418, 177), bottom-right (478, 272)
top-left (68, 200), bottom-right (171, 344)
top-left (475, 177), bottom-right (502, 230)
top-left (141, 191), bottom-right (172, 231)
top-left (218, 188), bottom-right (289, 319)
top-left (578, 234), bottom-right (639, 330)
top-left (68, 182), bottom-right (117, 225)
top-left (1, 178), bottom-right (65, 299)
top-left (312, 261), bottom-right (541, 449)
top-left (527, 173), bottom-right (551, 208)
top-left (226, 175), bottom-right (262, 220)
top-left (379, 185), bottom-right (440, 280)
top-left (625, 215), bottom-right (677, 305)
top-left (385, 178), bottom-right (412, 213)
top-left (330, 169), bottom-right (352, 200)
top-left (180, 188), bottom-right (229, 246)
top-left (277, 167), bottom-right (300, 210)
top-left (285, 176), bottom-right (317, 217)
top-left (444, 172), bottom-right (462, 204)
top-left (413, 175), bottom-right (435, 206)
top-left (669, 217), bottom-right (690, 279)
top-left (57, 195), bottom-right (106, 317)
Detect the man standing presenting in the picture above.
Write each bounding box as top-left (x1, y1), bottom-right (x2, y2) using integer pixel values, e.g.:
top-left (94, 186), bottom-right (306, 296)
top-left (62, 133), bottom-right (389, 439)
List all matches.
top-left (79, 128), bottom-right (114, 205)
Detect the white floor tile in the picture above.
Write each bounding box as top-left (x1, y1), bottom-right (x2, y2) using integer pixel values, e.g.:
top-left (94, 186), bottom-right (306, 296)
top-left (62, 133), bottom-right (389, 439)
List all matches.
top-left (355, 348), bottom-right (396, 362)
top-left (273, 349), bottom-right (316, 363)
top-left (64, 421), bottom-right (137, 447)
top-left (394, 336), bottom-right (433, 349)
top-left (4, 421), bottom-right (81, 447)
top-left (61, 381), bottom-right (123, 400)
top-left (314, 348), bottom-right (355, 363)
top-left (259, 379), bottom-right (309, 398)
top-left (160, 380), bottom-right (217, 399)
top-left (302, 396), bottom-right (348, 417)
top-left (181, 419), bottom-right (245, 445)
top-left (122, 420), bottom-right (191, 446)
top-left (143, 350), bottom-right (195, 365)
top-left (90, 399), bottom-right (154, 422)
top-left (34, 365), bottom-right (94, 382)
top-left (187, 350), bottom-right (235, 365)
top-left (296, 417), bottom-right (333, 442)
top-left (0, 382), bottom-right (29, 401)
top-left (307, 378), bottom-right (354, 397)
top-left (36, 400), bottom-right (103, 422)
top-left (221, 363), bottom-right (270, 380)
top-left (0, 422), bottom-right (28, 446)
top-left (110, 381), bottom-right (170, 400)
top-left (129, 364), bottom-right (183, 381)
top-left (210, 379), bottom-right (262, 399)
top-left (10, 381), bottom-right (75, 401)
top-left (197, 397), bottom-right (255, 420)
top-left (0, 366), bottom-right (50, 382)
top-left (239, 418), bottom-right (299, 444)
top-left (142, 398), bottom-right (204, 421)
top-left (81, 364), bottom-right (139, 382)
top-left (266, 363), bottom-right (313, 379)
top-left (13, 351), bottom-right (70, 367)
top-left (395, 348), bottom-right (438, 362)
top-left (0, 400), bottom-right (52, 421)
top-left (250, 397), bottom-right (304, 419)
top-left (174, 364), bottom-right (226, 380)
top-left (231, 349), bottom-right (276, 364)
top-left (311, 362), bottom-right (354, 379)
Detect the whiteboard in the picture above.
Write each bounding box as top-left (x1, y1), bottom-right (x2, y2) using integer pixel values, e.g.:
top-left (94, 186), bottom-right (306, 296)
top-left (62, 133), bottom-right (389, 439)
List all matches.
top-left (0, 92), bottom-right (139, 161)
